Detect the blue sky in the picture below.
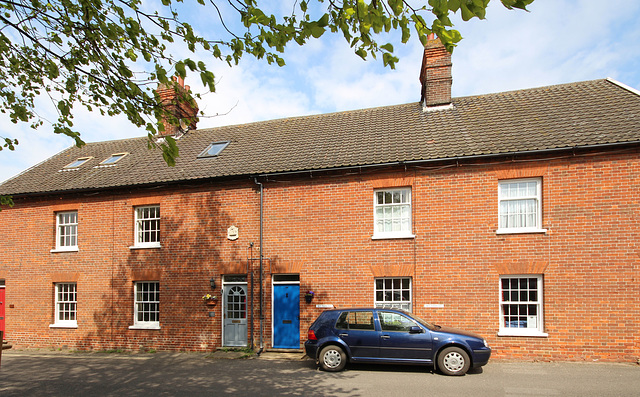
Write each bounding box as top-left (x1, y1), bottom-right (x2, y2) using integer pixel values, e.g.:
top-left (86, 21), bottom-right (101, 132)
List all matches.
top-left (2, 0), bottom-right (640, 183)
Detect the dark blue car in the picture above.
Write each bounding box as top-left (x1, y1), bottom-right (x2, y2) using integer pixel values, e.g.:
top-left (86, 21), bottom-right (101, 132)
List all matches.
top-left (304, 308), bottom-right (491, 375)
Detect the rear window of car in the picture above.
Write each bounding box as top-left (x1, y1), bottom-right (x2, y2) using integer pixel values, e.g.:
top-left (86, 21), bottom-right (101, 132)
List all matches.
top-left (336, 311), bottom-right (375, 330)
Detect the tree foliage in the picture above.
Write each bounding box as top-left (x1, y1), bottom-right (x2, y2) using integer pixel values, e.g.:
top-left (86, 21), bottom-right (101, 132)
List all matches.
top-left (0, 0), bottom-right (534, 168)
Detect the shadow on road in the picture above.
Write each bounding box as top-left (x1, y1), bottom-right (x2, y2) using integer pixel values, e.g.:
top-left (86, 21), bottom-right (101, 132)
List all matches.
top-left (1, 353), bottom-right (362, 396)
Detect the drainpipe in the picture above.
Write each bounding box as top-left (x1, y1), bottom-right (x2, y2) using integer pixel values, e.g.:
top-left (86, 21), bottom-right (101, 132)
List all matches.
top-left (247, 243), bottom-right (254, 350)
top-left (254, 178), bottom-right (264, 353)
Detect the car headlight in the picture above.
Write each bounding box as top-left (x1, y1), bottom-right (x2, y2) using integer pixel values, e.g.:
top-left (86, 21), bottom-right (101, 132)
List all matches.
top-left (483, 339), bottom-right (489, 348)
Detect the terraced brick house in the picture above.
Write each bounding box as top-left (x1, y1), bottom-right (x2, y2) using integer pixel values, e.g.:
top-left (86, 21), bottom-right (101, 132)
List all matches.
top-left (0, 37), bottom-right (639, 362)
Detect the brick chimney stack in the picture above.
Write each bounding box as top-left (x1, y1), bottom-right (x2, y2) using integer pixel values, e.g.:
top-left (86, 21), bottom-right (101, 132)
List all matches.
top-left (419, 34), bottom-right (452, 108)
top-left (155, 76), bottom-right (199, 136)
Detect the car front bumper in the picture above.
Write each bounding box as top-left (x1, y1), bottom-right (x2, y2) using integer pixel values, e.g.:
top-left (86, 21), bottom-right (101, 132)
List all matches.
top-left (472, 347), bottom-right (492, 368)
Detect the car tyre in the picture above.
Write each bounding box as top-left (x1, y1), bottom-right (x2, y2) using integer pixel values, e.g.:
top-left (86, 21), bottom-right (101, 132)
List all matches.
top-left (319, 345), bottom-right (347, 372)
top-left (437, 346), bottom-right (470, 376)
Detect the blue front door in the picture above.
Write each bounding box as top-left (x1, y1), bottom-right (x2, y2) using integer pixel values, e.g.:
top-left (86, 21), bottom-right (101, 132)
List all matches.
top-left (273, 284), bottom-right (300, 349)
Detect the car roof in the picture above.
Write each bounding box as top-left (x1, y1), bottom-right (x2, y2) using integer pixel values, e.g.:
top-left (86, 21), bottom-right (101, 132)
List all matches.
top-left (323, 307), bottom-right (409, 314)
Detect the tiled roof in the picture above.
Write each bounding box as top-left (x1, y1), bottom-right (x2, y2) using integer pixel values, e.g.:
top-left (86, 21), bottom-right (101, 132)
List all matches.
top-left (2, 78), bottom-right (639, 196)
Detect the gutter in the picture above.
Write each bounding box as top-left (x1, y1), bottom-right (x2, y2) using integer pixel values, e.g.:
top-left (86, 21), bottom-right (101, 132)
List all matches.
top-left (3, 141), bottom-right (639, 199)
top-left (257, 140), bottom-right (640, 178)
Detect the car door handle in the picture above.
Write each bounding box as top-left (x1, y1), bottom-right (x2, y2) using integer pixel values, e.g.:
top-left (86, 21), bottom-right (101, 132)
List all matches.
top-left (381, 335), bottom-right (390, 339)
top-left (339, 333), bottom-right (348, 337)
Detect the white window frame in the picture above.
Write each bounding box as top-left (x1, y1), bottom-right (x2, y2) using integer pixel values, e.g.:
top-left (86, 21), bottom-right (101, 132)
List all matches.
top-left (63, 157), bottom-right (92, 169)
top-left (374, 277), bottom-right (412, 312)
top-left (497, 178), bottom-right (546, 234)
top-left (50, 283), bottom-right (77, 328)
top-left (198, 141), bottom-right (230, 158)
top-left (129, 281), bottom-right (160, 330)
top-left (99, 152), bottom-right (128, 165)
top-left (498, 275), bottom-right (547, 337)
top-left (372, 187), bottom-right (414, 239)
top-left (132, 205), bottom-right (161, 249)
top-left (52, 211), bottom-right (79, 252)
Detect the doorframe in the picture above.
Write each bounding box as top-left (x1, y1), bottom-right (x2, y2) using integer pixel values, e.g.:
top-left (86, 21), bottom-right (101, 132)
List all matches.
top-left (271, 274), bottom-right (300, 349)
top-left (221, 274), bottom-right (248, 347)
top-left (0, 279), bottom-right (5, 339)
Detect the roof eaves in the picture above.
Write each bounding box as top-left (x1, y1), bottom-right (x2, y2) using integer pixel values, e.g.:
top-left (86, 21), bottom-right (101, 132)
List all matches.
top-left (257, 140), bottom-right (640, 178)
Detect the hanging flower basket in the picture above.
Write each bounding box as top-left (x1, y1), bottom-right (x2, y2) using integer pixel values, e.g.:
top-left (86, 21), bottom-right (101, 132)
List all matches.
top-left (304, 291), bottom-right (314, 303)
top-left (202, 294), bottom-right (218, 306)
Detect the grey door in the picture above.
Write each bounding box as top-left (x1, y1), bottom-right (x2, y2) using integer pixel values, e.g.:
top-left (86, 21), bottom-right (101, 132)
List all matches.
top-left (223, 285), bottom-right (247, 346)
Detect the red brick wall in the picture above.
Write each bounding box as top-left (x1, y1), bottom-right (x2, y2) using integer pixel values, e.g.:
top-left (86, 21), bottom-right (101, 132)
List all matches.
top-left (0, 149), bottom-right (638, 362)
top-left (0, 181), bottom-right (261, 351)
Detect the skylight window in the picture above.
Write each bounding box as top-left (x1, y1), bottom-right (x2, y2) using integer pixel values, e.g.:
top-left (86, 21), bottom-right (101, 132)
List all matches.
top-left (100, 153), bottom-right (128, 165)
top-left (64, 157), bottom-right (92, 169)
top-left (198, 141), bottom-right (229, 158)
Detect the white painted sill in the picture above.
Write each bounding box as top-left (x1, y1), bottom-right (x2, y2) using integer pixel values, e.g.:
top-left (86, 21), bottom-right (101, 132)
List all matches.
top-left (371, 233), bottom-right (416, 240)
top-left (128, 324), bottom-right (161, 330)
top-left (498, 330), bottom-right (548, 338)
top-left (129, 243), bottom-right (162, 250)
top-left (49, 323), bottom-right (78, 329)
top-left (50, 247), bottom-right (79, 253)
top-left (496, 228), bottom-right (547, 235)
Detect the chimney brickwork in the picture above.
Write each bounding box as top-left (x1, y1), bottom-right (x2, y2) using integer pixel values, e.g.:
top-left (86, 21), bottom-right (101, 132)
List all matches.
top-left (156, 76), bottom-right (199, 136)
top-left (419, 36), bottom-right (452, 107)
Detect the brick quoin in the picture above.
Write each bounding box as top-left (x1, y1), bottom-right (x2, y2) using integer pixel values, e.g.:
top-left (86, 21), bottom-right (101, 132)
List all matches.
top-left (0, 149), bottom-right (639, 362)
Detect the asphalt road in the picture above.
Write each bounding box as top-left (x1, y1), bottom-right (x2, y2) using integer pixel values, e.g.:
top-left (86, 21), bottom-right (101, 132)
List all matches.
top-left (1, 351), bottom-right (639, 396)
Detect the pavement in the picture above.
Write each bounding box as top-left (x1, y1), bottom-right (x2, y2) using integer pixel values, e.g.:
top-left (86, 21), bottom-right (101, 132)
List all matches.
top-left (1, 349), bottom-right (639, 397)
top-left (2, 347), bottom-right (309, 361)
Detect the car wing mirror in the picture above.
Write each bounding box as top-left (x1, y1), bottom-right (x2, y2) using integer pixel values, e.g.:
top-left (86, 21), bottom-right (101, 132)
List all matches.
top-left (409, 326), bottom-right (423, 334)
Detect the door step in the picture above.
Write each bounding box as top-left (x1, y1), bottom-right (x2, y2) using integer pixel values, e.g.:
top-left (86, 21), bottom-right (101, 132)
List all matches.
top-left (259, 349), bottom-right (308, 361)
top-left (266, 348), bottom-right (303, 353)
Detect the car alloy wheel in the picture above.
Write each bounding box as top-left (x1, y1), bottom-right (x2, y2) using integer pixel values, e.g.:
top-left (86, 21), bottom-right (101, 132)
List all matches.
top-left (444, 351), bottom-right (464, 371)
top-left (438, 346), bottom-right (471, 376)
top-left (319, 345), bottom-right (346, 372)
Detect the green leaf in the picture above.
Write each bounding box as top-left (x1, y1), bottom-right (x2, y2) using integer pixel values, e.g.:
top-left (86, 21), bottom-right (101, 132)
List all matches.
top-left (318, 13), bottom-right (330, 27)
top-left (175, 61), bottom-right (186, 77)
top-left (0, 195), bottom-right (14, 210)
top-left (380, 43), bottom-right (394, 53)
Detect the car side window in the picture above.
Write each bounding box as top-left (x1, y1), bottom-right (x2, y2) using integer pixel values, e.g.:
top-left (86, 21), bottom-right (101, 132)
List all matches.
top-left (336, 311), bottom-right (375, 331)
top-left (379, 311), bottom-right (418, 332)
top-left (336, 312), bottom-right (349, 329)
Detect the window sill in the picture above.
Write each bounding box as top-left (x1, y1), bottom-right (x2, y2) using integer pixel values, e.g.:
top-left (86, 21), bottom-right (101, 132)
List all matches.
top-left (129, 244), bottom-right (161, 250)
top-left (372, 234), bottom-right (416, 240)
top-left (50, 247), bottom-right (79, 253)
top-left (496, 228), bottom-right (547, 235)
top-left (49, 323), bottom-right (78, 329)
top-left (497, 330), bottom-right (548, 338)
top-left (128, 324), bottom-right (161, 330)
